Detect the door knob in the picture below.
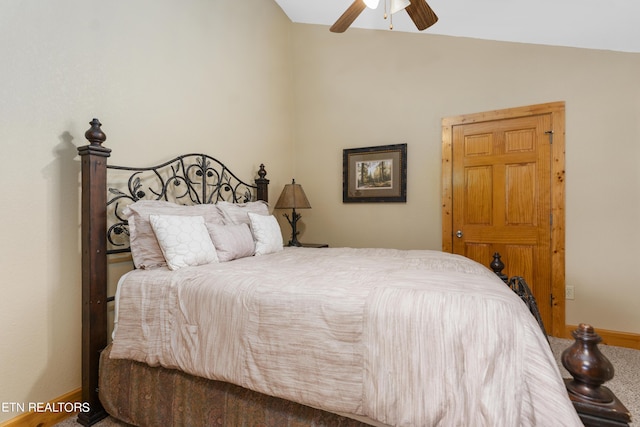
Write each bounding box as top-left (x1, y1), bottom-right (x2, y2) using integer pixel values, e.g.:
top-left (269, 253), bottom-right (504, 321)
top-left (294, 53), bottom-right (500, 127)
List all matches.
top-left (456, 230), bottom-right (463, 238)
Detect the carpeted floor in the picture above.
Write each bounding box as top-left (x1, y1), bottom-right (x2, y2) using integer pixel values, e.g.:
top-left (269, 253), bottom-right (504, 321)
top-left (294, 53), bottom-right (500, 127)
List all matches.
top-left (55, 337), bottom-right (638, 426)
top-left (57, 417), bottom-right (132, 427)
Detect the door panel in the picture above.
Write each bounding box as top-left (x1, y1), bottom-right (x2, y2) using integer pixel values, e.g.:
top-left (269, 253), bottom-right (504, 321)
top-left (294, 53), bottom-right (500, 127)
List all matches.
top-left (465, 243), bottom-right (493, 270)
top-left (465, 166), bottom-right (492, 224)
top-left (506, 163), bottom-right (536, 225)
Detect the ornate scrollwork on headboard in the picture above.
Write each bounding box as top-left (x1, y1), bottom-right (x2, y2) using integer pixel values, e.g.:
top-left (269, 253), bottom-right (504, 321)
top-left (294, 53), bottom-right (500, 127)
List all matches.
top-left (105, 154), bottom-right (266, 254)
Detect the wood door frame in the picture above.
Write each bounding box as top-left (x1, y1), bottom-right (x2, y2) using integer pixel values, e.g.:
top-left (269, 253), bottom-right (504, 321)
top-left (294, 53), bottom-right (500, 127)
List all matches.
top-left (441, 101), bottom-right (566, 337)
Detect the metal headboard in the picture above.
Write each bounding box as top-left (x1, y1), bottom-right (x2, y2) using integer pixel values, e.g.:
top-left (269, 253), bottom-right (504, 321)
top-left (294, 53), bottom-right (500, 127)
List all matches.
top-left (105, 155), bottom-right (268, 255)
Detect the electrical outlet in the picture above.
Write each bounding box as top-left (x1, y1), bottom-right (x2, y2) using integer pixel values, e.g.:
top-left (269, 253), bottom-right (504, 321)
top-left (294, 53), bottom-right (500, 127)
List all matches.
top-left (565, 285), bottom-right (575, 300)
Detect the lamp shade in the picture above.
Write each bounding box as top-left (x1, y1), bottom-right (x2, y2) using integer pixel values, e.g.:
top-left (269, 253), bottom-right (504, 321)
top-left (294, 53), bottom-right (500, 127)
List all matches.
top-left (274, 179), bottom-right (311, 210)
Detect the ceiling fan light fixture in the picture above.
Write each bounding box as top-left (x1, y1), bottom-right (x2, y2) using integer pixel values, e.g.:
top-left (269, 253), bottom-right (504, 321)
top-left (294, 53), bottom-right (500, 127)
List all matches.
top-left (330, 0), bottom-right (437, 33)
top-left (363, 0), bottom-right (380, 9)
top-left (389, 0), bottom-right (410, 14)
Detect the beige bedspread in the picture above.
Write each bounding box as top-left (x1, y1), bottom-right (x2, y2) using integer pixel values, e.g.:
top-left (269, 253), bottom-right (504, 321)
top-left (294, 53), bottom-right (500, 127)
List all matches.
top-left (111, 248), bottom-right (582, 426)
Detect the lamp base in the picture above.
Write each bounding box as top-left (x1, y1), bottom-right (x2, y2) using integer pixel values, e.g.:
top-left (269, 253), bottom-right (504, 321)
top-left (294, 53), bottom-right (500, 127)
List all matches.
top-left (284, 209), bottom-right (303, 248)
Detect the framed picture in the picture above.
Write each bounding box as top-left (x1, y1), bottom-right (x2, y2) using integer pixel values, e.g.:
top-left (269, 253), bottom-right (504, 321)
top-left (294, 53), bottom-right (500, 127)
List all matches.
top-left (343, 143), bottom-right (407, 203)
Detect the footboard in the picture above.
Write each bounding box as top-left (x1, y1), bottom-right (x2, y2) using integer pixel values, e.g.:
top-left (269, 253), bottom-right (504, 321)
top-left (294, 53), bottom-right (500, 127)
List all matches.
top-left (491, 252), bottom-right (632, 427)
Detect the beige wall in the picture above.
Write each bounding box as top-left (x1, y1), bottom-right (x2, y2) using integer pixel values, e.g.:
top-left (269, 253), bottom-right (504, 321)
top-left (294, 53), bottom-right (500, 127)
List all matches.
top-left (2, 1), bottom-right (639, 420)
top-left (0, 0), bottom-right (293, 422)
top-left (289, 25), bottom-right (640, 334)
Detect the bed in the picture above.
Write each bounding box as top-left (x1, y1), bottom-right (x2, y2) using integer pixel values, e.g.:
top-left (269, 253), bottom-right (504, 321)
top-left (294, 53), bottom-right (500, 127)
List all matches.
top-left (77, 118), bottom-right (630, 427)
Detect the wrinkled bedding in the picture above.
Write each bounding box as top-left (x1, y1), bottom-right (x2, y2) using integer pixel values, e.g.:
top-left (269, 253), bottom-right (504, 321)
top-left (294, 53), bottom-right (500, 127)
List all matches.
top-left (111, 247), bottom-right (581, 426)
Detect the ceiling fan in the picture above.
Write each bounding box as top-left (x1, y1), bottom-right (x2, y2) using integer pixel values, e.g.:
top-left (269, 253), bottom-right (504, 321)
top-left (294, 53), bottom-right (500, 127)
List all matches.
top-left (330, 0), bottom-right (438, 33)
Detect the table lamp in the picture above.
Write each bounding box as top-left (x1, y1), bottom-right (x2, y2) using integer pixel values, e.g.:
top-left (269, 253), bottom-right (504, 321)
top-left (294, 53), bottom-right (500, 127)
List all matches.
top-left (274, 179), bottom-right (311, 246)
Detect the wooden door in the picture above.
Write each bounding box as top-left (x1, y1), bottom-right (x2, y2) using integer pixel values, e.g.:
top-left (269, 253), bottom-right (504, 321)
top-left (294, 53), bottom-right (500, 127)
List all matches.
top-left (442, 102), bottom-right (566, 336)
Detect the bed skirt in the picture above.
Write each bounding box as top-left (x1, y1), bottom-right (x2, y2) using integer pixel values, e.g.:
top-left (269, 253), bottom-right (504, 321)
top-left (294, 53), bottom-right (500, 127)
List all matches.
top-left (99, 344), bottom-right (371, 427)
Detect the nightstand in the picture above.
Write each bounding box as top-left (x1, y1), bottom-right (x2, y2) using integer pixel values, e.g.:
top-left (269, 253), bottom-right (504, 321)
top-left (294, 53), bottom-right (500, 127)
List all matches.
top-left (300, 243), bottom-right (329, 248)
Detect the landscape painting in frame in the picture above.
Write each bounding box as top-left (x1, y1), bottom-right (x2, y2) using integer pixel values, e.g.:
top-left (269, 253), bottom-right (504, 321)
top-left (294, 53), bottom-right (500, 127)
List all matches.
top-left (343, 144), bottom-right (407, 203)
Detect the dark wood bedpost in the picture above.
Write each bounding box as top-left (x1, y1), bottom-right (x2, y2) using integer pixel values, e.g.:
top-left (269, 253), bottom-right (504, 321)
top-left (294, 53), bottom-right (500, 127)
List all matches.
top-left (256, 163), bottom-right (269, 203)
top-left (77, 119), bottom-right (111, 426)
top-left (562, 324), bottom-right (631, 426)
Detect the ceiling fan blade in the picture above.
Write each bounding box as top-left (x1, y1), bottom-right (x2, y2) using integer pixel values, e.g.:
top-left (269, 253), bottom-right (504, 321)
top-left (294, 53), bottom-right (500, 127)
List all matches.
top-left (330, 0), bottom-right (367, 33)
top-left (405, 0), bottom-right (438, 31)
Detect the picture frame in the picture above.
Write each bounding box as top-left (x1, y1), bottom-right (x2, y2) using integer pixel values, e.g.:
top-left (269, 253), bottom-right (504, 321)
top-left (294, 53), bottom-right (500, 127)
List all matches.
top-left (343, 143), bottom-right (407, 203)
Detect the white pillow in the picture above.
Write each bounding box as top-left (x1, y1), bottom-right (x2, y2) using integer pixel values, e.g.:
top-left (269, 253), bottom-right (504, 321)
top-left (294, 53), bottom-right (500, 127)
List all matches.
top-left (217, 200), bottom-right (269, 225)
top-left (248, 213), bottom-right (283, 256)
top-left (149, 214), bottom-right (218, 270)
top-left (123, 200), bottom-right (225, 269)
top-left (206, 223), bottom-right (255, 262)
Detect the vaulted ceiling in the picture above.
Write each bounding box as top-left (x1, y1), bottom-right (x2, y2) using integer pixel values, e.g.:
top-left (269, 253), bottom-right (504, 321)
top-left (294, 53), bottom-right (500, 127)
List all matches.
top-left (274, 0), bottom-right (640, 53)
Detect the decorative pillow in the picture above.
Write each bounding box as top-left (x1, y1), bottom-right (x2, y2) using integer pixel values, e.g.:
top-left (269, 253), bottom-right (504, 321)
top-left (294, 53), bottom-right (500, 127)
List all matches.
top-left (149, 214), bottom-right (218, 270)
top-left (248, 212), bottom-right (283, 256)
top-left (206, 223), bottom-right (255, 262)
top-left (123, 200), bottom-right (225, 269)
top-left (217, 200), bottom-right (269, 225)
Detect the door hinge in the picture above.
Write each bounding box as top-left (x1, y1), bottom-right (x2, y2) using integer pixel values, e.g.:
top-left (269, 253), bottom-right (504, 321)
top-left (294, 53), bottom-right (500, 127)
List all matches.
top-left (545, 130), bottom-right (554, 143)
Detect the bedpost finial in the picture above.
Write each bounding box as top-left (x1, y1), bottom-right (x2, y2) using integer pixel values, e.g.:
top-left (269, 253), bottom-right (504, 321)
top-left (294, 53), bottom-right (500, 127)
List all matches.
top-left (85, 118), bottom-right (107, 146)
top-left (490, 252), bottom-right (508, 283)
top-left (255, 163), bottom-right (269, 203)
top-left (258, 163), bottom-right (267, 180)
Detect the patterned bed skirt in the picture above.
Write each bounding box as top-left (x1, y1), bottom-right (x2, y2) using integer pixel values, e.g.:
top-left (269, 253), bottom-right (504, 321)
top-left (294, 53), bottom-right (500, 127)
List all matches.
top-left (99, 344), bottom-right (370, 426)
